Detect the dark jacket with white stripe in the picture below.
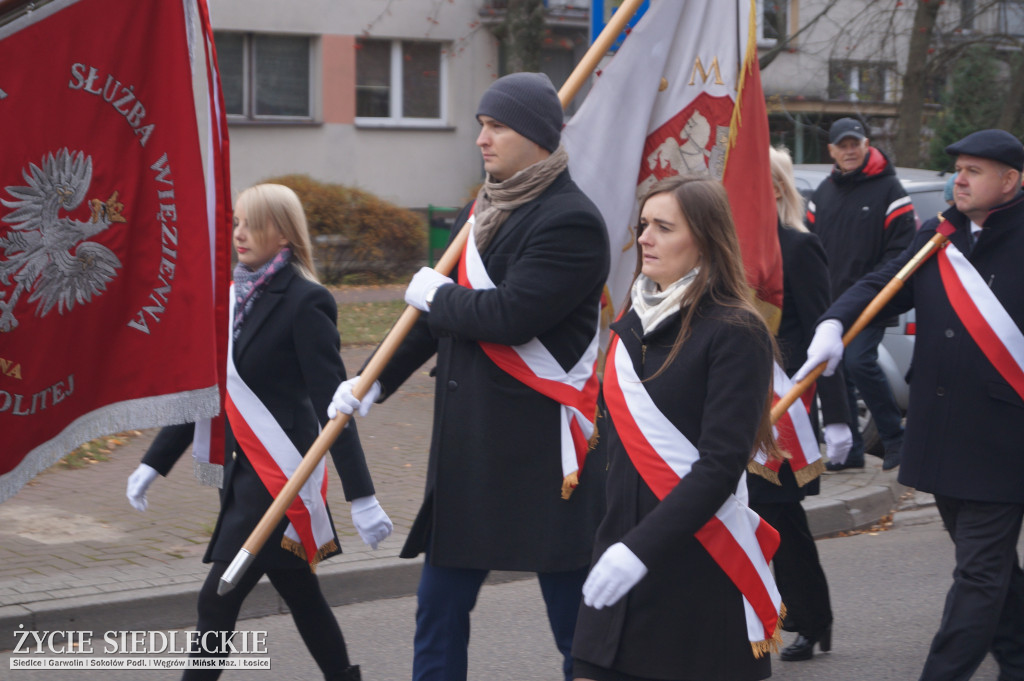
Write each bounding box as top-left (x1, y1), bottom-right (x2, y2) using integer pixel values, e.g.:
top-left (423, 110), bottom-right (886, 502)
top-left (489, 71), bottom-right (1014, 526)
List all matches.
top-left (806, 147), bottom-right (916, 318)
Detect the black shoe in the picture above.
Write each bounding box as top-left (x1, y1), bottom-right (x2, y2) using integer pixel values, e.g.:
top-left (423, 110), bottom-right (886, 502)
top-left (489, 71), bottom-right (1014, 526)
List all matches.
top-left (329, 665), bottom-right (361, 681)
top-left (779, 625), bottom-right (832, 662)
top-left (882, 449), bottom-right (902, 471)
top-left (882, 438), bottom-right (903, 471)
top-left (826, 460), bottom-right (864, 472)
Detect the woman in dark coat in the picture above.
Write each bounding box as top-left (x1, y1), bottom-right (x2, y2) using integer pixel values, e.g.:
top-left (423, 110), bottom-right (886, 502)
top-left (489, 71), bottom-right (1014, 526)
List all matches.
top-left (125, 184), bottom-right (392, 681)
top-left (746, 146), bottom-right (851, 662)
top-left (572, 176), bottom-right (782, 681)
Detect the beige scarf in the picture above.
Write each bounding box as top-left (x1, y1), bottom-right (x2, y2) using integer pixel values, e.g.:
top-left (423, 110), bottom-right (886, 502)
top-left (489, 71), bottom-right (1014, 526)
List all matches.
top-left (473, 145), bottom-right (569, 252)
top-left (630, 269), bottom-right (700, 335)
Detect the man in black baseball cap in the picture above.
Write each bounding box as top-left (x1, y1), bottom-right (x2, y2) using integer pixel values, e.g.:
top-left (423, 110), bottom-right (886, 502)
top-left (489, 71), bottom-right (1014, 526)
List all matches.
top-left (828, 117), bottom-right (867, 145)
top-left (799, 127), bottom-right (1024, 680)
top-left (807, 117), bottom-right (915, 472)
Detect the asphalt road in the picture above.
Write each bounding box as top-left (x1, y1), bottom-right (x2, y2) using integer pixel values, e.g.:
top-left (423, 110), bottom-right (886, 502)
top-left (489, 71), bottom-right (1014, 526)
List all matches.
top-left (4, 505), bottom-right (1020, 680)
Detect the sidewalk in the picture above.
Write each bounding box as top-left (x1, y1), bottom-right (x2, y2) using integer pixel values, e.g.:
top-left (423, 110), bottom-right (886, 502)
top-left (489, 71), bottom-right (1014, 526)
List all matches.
top-left (0, 341), bottom-right (926, 647)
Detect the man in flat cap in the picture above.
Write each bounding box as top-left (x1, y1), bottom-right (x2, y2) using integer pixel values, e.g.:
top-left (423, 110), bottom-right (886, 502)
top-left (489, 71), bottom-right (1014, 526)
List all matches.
top-left (806, 117), bottom-right (916, 471)
top-left (332, 72), bottom-right (610, 681)
top-left (798, 129), bottom-right (1024, 680)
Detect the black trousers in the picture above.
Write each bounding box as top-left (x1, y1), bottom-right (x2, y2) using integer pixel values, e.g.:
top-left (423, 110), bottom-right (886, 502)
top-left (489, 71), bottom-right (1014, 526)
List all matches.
top-left (751, 501), bottom-right (833, 638)
top-left (919, 496), bottom-right (1024, 681)
top-left (182, 560), bottom-right (350, 681)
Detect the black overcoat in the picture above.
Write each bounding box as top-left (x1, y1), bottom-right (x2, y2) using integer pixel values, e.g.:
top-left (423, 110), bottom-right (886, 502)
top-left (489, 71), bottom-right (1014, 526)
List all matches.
top-left (572, 302), bottom-right (774, 681)
top-left (827, 193), bottom-right (1024, 504)
top-left (748, 224), bottom-right (848, 504)
top-left (376, 169), bottom-right (610, 572)
top-left (143, 265), bottom-right (375, 569)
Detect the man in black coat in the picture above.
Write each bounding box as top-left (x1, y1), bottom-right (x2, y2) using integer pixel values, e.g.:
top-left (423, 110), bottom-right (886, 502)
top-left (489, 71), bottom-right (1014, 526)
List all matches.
top-left (333, 73), bottom-right (610, 681)
top-left (806, 118), bottom-right (916, 470)
top-left (798, 129), bottom-right (1024, 681)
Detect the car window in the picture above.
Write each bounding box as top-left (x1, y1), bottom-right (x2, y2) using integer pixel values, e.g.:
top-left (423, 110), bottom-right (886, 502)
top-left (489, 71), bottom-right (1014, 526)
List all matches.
top-left (909, 188), bottom-right (949, 229)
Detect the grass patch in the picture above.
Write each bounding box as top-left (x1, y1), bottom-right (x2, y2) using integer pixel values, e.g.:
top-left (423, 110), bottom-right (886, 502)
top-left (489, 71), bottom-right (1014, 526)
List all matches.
top-left (60, 431), bottom-right (139, 469)
top-left (338, 299), bottom-right (408, 346)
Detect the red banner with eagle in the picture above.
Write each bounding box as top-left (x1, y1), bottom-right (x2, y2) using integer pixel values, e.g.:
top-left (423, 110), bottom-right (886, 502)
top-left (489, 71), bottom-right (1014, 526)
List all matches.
top-left (563, 0), bottom-right (783, 334)
top-left (0, 0), bottom-right (230, 501)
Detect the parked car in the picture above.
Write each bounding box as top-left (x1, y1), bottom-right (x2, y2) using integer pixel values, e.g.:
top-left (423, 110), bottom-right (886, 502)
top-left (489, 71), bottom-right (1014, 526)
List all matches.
top-left (792, 164), bottom-right (949, 454)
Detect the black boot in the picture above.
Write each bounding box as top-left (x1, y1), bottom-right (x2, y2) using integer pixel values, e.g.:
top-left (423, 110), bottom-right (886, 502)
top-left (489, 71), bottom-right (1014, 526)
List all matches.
top-left (779, 625), bottom-right (832, 662)
top-left (328, 665), bottom-right (361, 681)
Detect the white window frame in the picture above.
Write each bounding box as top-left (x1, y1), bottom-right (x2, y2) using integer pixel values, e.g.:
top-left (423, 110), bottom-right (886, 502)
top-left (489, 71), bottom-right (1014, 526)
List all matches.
top-left (756, 0), bottom-right (788, 48)
top-left (219, 32), bottom-right (316, 123)
top-left (355, 39), bottom-right (449, 129)
top-left (830, 60), bottom-right (896, 103)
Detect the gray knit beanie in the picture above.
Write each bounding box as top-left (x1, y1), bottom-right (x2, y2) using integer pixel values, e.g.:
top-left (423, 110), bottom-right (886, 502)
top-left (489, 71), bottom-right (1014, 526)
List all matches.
top-left (476, 72), bottom-right (563, 152)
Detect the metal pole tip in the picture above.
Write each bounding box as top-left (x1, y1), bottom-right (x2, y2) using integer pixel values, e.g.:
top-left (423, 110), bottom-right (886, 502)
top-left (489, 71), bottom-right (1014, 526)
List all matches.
top-left (218, 549), bottom-right (254, 596)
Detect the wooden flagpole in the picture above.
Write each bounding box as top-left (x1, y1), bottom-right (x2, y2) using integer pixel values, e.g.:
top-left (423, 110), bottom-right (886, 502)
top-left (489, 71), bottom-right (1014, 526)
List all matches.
top-left (770, 230), bottom-right (950, 424)
top-left (219, 0), bottom-right (649, 595)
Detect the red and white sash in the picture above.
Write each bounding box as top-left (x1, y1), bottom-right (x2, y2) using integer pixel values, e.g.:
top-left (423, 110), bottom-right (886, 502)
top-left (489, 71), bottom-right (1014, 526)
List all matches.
top-left (603, 332), bottom-right (783, 656)
top-left (222, 286), bottom-right (335, 566)
top-left (937, 240), bottom-right (1024, 401)
top-left (750, 363), bottom-right (824, 486)
top-left (457, 210), bottom-right (600, 500)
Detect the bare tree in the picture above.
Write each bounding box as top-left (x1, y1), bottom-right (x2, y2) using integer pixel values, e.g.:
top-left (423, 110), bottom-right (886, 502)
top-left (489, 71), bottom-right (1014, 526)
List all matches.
top-left (501, 0), bottom-right (545, 73)
top-left (893, 0), bottom-right (942, 164)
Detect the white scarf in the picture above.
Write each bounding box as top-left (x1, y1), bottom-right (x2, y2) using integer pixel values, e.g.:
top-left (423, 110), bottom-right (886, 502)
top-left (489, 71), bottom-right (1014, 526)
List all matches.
top-left (630, 269), bottom-right (700, 335)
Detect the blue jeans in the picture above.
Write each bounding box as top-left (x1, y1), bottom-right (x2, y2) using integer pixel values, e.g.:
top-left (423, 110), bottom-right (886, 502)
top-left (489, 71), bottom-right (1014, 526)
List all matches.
top-left (843, 324), bottom-right (904, 463)
top-left (412, 559), bottom-right (587, 681)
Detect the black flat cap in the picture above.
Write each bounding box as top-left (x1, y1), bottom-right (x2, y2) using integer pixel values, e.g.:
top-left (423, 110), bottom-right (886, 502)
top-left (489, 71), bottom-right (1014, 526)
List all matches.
top-left (946, 129), bottom-right (1024, 171)
top-left (829, 118), bottom-right (867, 144)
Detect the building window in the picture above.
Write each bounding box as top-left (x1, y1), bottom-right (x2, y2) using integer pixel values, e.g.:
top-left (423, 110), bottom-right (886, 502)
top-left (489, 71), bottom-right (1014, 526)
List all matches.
top-left (215, 32), bottom-right (313, 121)
top-left (356, 39), bottom-right (447, 126)
top-left (999, 1), bottom-right (1024, 35)
top-left (961, 0), bottom-right (975, 30)
top-left (828, 60), bottom-right (896, 103)
top-left (758, 0), bottom-right (788, 45)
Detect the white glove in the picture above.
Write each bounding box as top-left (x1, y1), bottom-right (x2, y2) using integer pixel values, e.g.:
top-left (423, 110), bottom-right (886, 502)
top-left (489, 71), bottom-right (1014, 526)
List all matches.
top-left (823, 422), bottom-right (853, 464)
top-left (582, 542), bottom-right (648, 610)
top-left (328, 376), bottom-right (381, 419)
top-left (404, 266), bottom-right (453, 312)
top-left (126, 463), bottom-right (159, 512)
top-left (350, 495), bottom-right (393, 549)
top-left (794, 319), bottom-right (845, 381)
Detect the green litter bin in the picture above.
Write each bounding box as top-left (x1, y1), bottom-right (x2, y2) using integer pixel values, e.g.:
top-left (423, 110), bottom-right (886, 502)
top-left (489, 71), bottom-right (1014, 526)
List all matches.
top-left (427, 204), bottom-right (460, 266)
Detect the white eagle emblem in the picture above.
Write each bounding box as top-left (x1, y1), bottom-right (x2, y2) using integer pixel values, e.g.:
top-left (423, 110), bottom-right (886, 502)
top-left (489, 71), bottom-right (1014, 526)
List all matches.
top-left (0, 149), bottom-right (123, 332)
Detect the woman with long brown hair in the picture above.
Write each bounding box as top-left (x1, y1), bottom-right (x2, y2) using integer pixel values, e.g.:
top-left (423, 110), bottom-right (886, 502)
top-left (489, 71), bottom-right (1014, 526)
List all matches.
top-left (572, 175), bottom-right (781, 681)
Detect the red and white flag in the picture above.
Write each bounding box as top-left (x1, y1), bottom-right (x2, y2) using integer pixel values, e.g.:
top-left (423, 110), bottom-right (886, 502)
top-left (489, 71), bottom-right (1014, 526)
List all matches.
top-left (563, 0), bottom-right (783, 332)
top-left (0, 0), bottom-right (231, 501)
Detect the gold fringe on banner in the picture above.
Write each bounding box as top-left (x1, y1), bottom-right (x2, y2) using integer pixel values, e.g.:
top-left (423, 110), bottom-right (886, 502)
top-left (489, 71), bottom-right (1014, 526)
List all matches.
top-left (561, 471), bottom-right (579, 500)
top-left (793, 458), bottom-right (826, 487)
top-left (280, 536), bottom-right (338, 572)
top-left (746, 460), bottom-right (781, 486)
top-left (751, 603), bottom-right (787, 659)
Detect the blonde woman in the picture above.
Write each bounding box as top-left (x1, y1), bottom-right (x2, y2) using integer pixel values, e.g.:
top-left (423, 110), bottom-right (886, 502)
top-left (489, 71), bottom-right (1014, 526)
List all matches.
top-left (126, 184), bottom-right (391, 681)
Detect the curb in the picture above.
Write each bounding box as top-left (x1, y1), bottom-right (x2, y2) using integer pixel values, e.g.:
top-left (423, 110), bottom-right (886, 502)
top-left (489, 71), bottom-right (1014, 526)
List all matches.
top-left (0, 473), bottom-right (913, 643)
top-left (0, 556), bottom-right (540, 641)
top-left (805, 478), bottom-right (909, 538)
